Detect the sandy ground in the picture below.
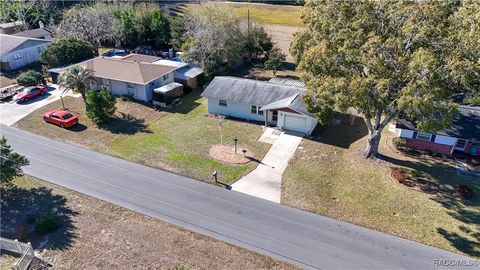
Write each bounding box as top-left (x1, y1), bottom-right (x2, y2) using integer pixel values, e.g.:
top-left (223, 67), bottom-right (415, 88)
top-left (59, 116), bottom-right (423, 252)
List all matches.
top-left (264, 24), bottom-right (303, 62)
top-left (3, 177), bottom-right (298, 270)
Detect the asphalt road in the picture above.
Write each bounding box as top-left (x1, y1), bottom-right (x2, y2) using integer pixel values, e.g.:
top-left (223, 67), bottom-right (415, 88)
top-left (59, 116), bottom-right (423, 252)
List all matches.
top-left (1, 124), bottom-right (476, 270)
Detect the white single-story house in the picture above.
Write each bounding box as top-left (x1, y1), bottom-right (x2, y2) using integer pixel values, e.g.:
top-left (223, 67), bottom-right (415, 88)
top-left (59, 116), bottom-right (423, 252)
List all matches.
top-left (201, 76), bottom-right (318, 136)
top-left (391, 105), bottom-right (480, 156)
top-left (0, 34), bottom-right (51, 71)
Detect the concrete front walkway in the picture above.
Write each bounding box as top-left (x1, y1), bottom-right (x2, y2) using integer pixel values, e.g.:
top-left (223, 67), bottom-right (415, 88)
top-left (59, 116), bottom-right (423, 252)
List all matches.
top-left (232, 131), bottom-right (302, 203)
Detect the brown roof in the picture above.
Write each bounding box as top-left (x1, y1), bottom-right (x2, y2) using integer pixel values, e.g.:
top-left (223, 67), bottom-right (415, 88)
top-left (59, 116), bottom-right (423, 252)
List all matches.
top-left (120, 54), bottom-right (161, 63)
top-left (80, 57), bottom-right (176, 85)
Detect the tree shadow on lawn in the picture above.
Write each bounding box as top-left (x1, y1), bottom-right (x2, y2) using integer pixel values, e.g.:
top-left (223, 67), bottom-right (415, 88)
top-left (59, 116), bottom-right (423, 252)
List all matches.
top-left (381, 154), bottom-right (480, 257)
top-left (309, 114), bottom-right (368, 149)
top-left (99, 112), bottom-right (152, 135)
top-left (0, 186), bottom-right (77, 250)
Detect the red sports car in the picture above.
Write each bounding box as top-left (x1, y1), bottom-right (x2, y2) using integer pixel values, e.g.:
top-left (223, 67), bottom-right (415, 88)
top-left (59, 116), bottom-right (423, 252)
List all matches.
top-left (43, 110), bottom-right (79, 128)
top-left (13, 85), bottom-right (47, 103)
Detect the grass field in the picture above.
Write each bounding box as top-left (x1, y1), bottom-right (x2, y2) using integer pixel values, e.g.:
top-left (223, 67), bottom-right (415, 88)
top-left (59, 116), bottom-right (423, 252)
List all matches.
top-left (178, 2), bottom-right (303, 27)
top-left (282, 115), bottom-right (480, 258)
top-left (14, 93), bottom-right (270, 184)
top-left (1, 176), bottom-right (298, 269)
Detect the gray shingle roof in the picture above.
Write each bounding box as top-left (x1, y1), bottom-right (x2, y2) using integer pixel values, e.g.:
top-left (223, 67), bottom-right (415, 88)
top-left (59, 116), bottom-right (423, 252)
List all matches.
top-left (202, 76), bottom-right (315, 118)
top-left (12, 28), bottom-right (51, 39)
top-left (0, 34), bottom-right (51, 56)
top-left (396, 105), bottom-right (480, 142)
top-left (202, 76), bottom-right (303, 105)
top-left (268, 77), bottom-right (305, 88)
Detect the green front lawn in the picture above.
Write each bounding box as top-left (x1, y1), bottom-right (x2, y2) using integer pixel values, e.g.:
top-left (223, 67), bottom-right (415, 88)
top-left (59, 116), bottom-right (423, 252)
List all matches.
top-left (14, 93), bottom-right (270, 184)
top-left (282, 115), bottom-right (480, 258)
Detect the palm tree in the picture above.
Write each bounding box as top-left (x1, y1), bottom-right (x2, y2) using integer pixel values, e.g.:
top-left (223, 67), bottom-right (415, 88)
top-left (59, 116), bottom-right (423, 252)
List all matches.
top-left (59, 65), bottom-right (95, 108)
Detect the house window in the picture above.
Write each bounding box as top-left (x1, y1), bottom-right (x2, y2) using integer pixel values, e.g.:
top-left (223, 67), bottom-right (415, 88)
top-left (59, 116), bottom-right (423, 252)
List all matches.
top-left (127, 84), bottom-right (135, 90)
top-left (456, 139), bottom-right (467, 148)
top-left (219, 100), bottom-right (227, 107)
top-left (13, 53), bottom-right (22, 60)
top-left (251, 105), bottom-right (263, 115)
top-left (416, 132), bottom-right (431, 141)
top-left (163, 74), bottom-right (169, 80)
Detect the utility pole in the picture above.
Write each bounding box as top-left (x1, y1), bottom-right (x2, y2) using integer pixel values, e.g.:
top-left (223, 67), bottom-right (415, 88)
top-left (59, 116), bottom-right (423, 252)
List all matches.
top-left (247, 9), bottom-right (250, 37)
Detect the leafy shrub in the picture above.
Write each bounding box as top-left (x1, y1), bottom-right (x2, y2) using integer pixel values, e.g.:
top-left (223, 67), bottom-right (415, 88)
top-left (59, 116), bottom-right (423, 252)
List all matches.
top-left (454, 185), bottom-right (474, 200)
top-left (392, 137), bottom-right (406, 149)
top-left (17, 70), bottom-right (45, 86)
top-left (40, 38), bottom-right (95, 68)
top-left (34, 213), bottom-right (60, 234)
top-left (86, 87), bottom-right (117, 124)
top-left (411, 170), bottom-right (422, 178)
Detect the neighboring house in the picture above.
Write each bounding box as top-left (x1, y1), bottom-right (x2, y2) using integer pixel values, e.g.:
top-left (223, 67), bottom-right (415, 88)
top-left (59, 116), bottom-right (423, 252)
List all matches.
top-left (202, 76), bottom-right (318, 136)
top-left (12, 28), bottom-right (52, 40)
top-left (0, 34), bottom-right (51, 71)
top-left (0, 21), bottom-right (25, 35)
top-left (393, 105), bottom-right (480, 156)
top-left (81, 57), bottom-right (177, 102)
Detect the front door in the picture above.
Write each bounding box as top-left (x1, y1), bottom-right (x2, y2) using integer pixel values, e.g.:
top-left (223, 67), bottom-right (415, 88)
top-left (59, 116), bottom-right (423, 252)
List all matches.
top-left (272, 111), bottom-right (278, 124)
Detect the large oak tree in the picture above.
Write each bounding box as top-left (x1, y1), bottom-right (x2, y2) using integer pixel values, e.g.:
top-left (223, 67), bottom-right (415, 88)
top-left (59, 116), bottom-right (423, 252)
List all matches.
top-left (291, 0), bottom-right (478, 158)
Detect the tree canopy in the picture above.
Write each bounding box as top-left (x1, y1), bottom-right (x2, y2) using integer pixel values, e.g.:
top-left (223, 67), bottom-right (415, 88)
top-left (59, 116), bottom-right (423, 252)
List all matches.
top-left (183, 4), bottom-right (245, 78)
top-left (40, 38), bottom-right (95, 68)
top-left (59, 65), bottom-right (94, 105)
top-left (0, 0), bottom-right (62, 29)
top-left (111, 3), bottom-right (170, 49)
top-left (291, 0), bottom-right (478, 158)
top-left (0, 137), bottom-right (29, 187)
top-left (54, 4), bottom-right (116, 54)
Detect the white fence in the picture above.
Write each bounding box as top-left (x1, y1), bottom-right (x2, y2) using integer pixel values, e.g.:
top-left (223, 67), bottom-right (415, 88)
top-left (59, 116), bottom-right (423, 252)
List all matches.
top-left (0, 237), bottom-right (34, 270)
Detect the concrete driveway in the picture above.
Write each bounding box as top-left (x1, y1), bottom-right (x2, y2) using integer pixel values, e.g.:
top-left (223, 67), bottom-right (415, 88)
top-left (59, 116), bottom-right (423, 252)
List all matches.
top-left (232, 130), bottom-right (302, 203)
top-left (0, 84), bottom-right (73, 126)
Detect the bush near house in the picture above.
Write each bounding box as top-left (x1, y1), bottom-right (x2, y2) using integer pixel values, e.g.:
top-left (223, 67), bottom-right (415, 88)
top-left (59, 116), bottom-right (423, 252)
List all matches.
top-left (86, 87), bottom-right (116, 124)
top-left (16, 70), bottom-right (45, 86)
top-left (34, 212), bottom-right (60, 234)
top-left (40, 38), bottom-right (95, 68)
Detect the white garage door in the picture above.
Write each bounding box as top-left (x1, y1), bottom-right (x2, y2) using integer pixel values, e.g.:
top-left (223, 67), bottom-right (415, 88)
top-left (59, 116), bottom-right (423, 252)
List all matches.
top-left (284, 115), bottom-right (306, 133)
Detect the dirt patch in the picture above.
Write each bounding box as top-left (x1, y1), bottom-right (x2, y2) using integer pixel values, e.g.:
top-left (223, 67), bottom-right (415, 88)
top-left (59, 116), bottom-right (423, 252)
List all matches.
top-left (210, 144), bottom-right (254, 164)
top-left (264, 24), bottom-right (302, 61)
top-left (390, 168), bottom-right (439, 194)
top-left (4, 177), bottom-right (298, 270)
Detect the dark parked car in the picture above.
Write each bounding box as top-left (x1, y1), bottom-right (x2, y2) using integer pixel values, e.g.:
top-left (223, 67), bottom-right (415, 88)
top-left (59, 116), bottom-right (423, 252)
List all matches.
top-left (102, 49), bottom-right (127, 57)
